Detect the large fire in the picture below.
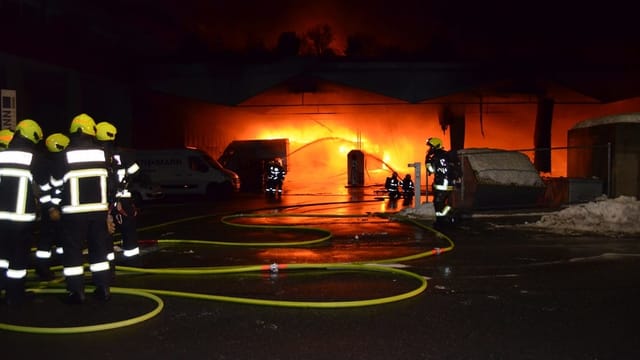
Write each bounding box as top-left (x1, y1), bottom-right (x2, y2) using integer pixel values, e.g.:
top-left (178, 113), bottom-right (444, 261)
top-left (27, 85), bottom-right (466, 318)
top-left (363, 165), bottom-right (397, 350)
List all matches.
top-left (186, 104), bottom-right (447, 194)
top-left (178, 91), bottom-right (640, 195)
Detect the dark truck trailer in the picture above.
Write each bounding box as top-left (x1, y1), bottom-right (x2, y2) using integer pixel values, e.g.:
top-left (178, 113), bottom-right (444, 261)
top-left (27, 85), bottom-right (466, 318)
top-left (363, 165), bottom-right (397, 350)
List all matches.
top-left (218, 138), bottom-right (289, 192)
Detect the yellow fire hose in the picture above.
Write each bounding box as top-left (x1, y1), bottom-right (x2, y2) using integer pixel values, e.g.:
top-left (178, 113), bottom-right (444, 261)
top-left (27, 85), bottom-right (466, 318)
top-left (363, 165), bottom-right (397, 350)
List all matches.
top-left (1, 210), bottom-right (453, 334)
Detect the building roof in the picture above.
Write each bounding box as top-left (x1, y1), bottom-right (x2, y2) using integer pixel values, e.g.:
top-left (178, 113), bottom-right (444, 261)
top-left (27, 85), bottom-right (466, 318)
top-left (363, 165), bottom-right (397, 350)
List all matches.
top-left (572, 112), bottom-right (640, 129)
top-left (140, 59), bottom-right (640, 106)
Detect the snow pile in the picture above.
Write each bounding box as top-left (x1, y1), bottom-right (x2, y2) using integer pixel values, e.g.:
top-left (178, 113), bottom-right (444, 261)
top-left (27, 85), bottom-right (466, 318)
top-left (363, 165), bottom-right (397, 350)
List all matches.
top-left (526, 196), bottom-right (640, 234)
top-left (397, 202), bottom-right (436, 219)
top-left (394, 195), bottom-right (640, 235)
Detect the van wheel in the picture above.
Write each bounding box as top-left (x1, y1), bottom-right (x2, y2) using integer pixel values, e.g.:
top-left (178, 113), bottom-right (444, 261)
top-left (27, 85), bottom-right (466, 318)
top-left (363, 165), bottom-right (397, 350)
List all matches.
top-left (206, 183), bottom-right (232, 200)
top-left (219, 182), bottom-right (233, 199)
top-left (205, 184), bottom-right (219, 200)
top-left (132, 191), bottom-right (143, 205)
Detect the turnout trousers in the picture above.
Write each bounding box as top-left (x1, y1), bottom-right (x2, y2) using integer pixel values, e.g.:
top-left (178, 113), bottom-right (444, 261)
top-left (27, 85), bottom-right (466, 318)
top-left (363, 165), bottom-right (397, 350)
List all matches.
top-left (61, 211), bottom-right (112, 294)
top-left (115, 198), bottom-right (139, 259)
top-left (0, 220), bottom-right (35, 300)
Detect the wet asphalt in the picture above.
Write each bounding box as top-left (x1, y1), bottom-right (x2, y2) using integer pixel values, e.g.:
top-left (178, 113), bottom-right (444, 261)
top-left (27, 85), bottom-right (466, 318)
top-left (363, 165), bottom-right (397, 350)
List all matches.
top-left (2, 192), bottom-right (640, 360)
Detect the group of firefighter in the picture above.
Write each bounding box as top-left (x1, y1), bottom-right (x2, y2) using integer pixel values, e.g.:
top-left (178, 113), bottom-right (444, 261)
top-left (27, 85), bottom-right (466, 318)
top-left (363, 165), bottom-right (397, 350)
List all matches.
top-left (384, 171), bottom-right (415, 208)
top-left (262, 136), bottom-right (460, 224)
top-left (386, 137), bottom-right (460, 225)
top-left (0, 113), bottom-right (140, 306)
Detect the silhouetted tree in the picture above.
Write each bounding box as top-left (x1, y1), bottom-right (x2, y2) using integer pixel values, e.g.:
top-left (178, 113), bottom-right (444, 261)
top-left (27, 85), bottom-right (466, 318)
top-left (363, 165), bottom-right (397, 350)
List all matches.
top-left (275, 31), bottom-right (301, 57)
top-left (303, 24), bottom-right (334, 56)
top-left (420, 32), bottom-right (460, 61)
top-left (245, 34), bottom-right (270, 60)
top-left (177, 32), bottom-right (211, 60)
top-left (345, 33), bottom-right (379, 58)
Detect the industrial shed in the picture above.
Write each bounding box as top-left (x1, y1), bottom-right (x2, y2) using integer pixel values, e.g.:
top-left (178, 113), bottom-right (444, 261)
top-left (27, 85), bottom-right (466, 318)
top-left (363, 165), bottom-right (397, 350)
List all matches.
top-left (567, 113), bottom-right (640, 199)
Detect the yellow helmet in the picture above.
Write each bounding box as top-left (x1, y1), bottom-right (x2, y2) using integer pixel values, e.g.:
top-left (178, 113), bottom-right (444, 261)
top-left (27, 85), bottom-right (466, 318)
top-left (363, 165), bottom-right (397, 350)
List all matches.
top-left (0, 129), bottom-right (14, 149)
top-left (16, 119), bottom-right (43, 144)
top-left (45, 133), bottom-right (70, 153)
top-left (96, 121), bottom-right (117, 141)
top-left (426, 137), bottom-right (442, 149)
top-left (70, 113), bottom-right (97, 136)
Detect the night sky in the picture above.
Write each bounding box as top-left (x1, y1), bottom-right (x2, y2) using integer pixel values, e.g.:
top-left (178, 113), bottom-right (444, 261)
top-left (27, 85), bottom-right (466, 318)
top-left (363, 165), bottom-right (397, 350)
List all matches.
top-left (2, 0), bottom-right (639, 66)
top-left (2, 0), bottom-right (639, 181)
top-left (150, 0), bottom-right (640, 63)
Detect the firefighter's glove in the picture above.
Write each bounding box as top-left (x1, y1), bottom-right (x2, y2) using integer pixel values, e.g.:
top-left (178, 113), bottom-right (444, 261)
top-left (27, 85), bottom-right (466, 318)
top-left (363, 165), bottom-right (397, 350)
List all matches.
top-left (107, 214), bottom-right (116, 234)
top-left (49, 207), bottom-right (61, 222)
top-left (115, 201), bottom-right (135, 219)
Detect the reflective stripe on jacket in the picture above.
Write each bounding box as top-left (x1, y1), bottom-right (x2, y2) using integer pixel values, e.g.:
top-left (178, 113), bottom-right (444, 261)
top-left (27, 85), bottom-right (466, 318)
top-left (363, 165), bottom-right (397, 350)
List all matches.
top-left (0, 150), bottom-right (38, 222)
top-left (113, 154), bottom-right (140, 199)
top-left (60, 148), bottom-right (109, 214)
top-left (427, 148), bottom-right (453, 191)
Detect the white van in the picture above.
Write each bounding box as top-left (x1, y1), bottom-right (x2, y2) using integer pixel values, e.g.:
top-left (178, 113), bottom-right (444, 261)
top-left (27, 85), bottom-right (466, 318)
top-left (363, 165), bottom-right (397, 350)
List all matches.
top-left (128, 172), bottom-right (164, 203)
top-left (129, 147), bottom-right (241, 199)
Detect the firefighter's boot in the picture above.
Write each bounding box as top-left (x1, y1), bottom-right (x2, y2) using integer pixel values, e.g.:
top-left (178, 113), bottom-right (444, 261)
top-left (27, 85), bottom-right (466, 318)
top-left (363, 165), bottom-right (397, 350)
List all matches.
top-left (35, 260), bottom-right (55, 281)
top-left (0, 268), bottom-right (6, 295)
top-left (92, 270), bottom-right (111, 302)
top-left (64, 275), bottom-right (86, 305)
top-left (5, 278), bottom-right (33, 306)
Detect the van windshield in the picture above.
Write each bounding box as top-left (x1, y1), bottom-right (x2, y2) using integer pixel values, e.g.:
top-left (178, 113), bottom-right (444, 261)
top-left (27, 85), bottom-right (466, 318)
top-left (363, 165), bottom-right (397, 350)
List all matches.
top-left (201, 151), bottom-right (224, 170)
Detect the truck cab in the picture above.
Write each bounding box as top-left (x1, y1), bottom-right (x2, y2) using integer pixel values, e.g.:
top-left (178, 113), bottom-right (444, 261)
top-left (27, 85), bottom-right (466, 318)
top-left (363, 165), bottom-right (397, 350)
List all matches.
top-left (218, 138), bottom-right (288, 193)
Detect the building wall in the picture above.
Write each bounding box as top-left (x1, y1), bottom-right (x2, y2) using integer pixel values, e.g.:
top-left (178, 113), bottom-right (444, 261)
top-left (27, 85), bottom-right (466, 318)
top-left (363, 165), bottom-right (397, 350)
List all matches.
top-left (614, 124), bottom-right (640, 197)
top-left (143, 82), bottom-right (640, 193)
top-left (4, 50), bottom-right (640, 195)
top-left (0, 52), bottom-right (133, 145)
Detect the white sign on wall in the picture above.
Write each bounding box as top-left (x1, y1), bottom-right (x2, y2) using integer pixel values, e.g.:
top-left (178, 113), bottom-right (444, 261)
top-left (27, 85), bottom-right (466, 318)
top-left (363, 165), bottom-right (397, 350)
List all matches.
top-left (1, 89), bottom-right (17, 130)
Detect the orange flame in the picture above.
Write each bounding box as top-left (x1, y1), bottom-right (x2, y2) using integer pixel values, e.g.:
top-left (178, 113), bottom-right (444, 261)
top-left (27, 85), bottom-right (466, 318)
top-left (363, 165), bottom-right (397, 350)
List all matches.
top-left (177, 92), bottom-right (640, 194)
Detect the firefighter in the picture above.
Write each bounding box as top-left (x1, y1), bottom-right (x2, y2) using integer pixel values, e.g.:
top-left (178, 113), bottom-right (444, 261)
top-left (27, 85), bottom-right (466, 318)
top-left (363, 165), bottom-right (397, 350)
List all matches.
top-left (401, 173), bottom-right (415, 206)
top-left (49, 113), bottom-right (114, 304)
top-left (425, 137), bottom-right (455, 224)
top-left (0, 129), bottom-right (14, 150)
top-left (264, 158), bottom-right (285, 198)
top-left (33, 133), bottom-right (70, 281)
top-left (96, 121), bottom-right (141, 266)
top-left (385, 171), bottom-right (401, 209)
top-left (0, 119), bottom-right (48, 305)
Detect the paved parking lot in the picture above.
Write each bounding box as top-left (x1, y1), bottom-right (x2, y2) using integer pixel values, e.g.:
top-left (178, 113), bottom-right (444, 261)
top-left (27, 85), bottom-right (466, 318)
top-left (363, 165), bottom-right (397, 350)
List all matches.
top-left (2, 194), bottom-right (640, 359)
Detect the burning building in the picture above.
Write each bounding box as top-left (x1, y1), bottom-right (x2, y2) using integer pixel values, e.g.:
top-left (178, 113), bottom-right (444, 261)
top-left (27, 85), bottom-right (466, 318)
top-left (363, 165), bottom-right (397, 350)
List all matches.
top-left (133, 62), bottom-right (640, 198)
